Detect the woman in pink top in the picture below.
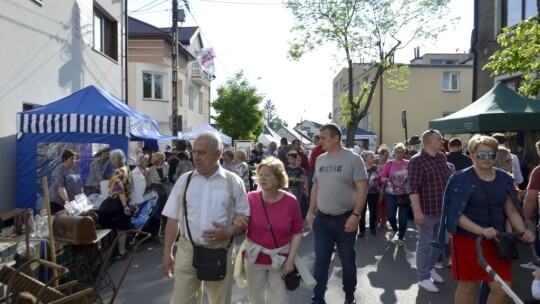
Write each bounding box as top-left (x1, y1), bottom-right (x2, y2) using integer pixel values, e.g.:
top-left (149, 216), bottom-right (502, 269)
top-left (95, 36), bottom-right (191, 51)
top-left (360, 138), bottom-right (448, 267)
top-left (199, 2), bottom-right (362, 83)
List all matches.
top-left (245, 157), bottom-right (304, 304)
top-left (380, 143), bottom-right (410, 247)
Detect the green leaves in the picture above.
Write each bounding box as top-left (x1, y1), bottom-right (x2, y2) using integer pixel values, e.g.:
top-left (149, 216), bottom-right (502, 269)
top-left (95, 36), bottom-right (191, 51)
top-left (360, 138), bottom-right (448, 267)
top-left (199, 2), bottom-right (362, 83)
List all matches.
top-left (285, 0), bottom-right (452, 146)
top-left (484, 16), bottom-right (540, 96)
top-left (212, 71), bottom-right (265, 141)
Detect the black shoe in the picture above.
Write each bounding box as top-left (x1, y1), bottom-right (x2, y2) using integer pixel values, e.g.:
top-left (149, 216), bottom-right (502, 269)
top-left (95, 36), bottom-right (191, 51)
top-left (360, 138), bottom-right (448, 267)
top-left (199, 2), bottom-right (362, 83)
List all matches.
top-left (357, 232), bottom-right (365, 238)
top-left (345, 292), bottom-right (356, 304)
top-left (370, 228), bottom-right (376, 235)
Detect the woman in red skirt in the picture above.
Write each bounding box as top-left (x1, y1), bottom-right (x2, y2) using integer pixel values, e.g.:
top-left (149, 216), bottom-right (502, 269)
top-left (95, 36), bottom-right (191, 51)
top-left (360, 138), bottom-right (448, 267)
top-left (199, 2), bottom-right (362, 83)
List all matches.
top-left (438, 134), bottom-right (535, 303)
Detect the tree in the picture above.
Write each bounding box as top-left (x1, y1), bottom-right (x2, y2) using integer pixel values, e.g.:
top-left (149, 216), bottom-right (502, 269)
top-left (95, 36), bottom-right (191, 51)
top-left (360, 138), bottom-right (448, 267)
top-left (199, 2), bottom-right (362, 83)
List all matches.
top-left (484, 11), bottom-right (540, 96)
top-left (262, 99), bottom-right (288, 131)
top-left (212, 71), bottom-right (264, 141)
top-left (285, 0), bottom-right (454, 147)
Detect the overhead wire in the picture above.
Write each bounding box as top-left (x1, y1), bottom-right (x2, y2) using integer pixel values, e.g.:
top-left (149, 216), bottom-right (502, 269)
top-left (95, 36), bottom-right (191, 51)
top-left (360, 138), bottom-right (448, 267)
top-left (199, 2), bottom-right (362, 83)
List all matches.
top-left (199, 0), bottom-right (281, 5)
top-left (129, 0), bottom-right (169, 13)
top-left (183, 2), bottom-right (232, 78)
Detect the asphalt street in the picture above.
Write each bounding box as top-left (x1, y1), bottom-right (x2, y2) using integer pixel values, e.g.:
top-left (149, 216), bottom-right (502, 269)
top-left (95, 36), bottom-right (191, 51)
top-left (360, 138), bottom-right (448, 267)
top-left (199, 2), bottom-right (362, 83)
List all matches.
top-left (99, 221), bottom-right (537, 304)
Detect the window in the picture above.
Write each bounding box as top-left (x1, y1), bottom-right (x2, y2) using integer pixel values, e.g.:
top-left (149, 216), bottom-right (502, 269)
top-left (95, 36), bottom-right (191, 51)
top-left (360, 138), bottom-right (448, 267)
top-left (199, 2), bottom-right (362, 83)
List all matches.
top-left (93, 7), bottom-right (118, 60)
top-left (333, 82), bottom-right (338, 96)
top-left (142, 72), bottom-right (163, 100)
top-left (198, 92), bottom-right (203, 114)
top-left (502, 0), bottom-right (538, 27)
top-left (500, 76), bottom-right (522, 91)
top-left (430, 59), bottom-right (457, 65)
top-left (189, 86), bottom-right (194, 110)
top-left (22, 103), bottom-right (41, 111)
top-left (352, 82), bottom-right (357, 95)
top-left (442, 72), bottom-right (460, 91)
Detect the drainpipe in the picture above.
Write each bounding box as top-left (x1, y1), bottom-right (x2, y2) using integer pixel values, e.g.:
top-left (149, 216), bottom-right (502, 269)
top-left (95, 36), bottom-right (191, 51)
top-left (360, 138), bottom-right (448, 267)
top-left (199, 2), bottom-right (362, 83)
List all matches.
top-left (378, 73), bottom-right (384, 145)
top-left (471, 0), bottom-right (478, 102)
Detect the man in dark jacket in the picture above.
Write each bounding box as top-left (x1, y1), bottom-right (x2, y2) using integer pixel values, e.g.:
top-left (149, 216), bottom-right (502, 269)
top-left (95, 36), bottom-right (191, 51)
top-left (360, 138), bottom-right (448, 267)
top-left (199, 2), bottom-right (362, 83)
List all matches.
top-left (446, 137), bottom-right (472, 171)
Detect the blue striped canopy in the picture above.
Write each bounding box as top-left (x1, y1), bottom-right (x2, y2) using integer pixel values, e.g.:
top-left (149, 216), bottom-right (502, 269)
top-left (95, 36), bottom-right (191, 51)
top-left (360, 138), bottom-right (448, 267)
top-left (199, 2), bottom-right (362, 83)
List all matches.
top-left (16, 85), bottom-right (174, 210)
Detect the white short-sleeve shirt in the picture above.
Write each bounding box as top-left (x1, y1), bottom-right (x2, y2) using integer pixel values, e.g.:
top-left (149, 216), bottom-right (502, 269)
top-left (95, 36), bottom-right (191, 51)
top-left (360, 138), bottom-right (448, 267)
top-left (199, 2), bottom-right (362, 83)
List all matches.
top-left (162, 167), bottom-right (250, 245)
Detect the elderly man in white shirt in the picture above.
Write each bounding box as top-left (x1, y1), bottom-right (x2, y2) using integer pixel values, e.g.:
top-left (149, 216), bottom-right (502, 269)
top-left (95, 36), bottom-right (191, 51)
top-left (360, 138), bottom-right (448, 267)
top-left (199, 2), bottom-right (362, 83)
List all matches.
top-left (162, 132), bottom-right (250, 304)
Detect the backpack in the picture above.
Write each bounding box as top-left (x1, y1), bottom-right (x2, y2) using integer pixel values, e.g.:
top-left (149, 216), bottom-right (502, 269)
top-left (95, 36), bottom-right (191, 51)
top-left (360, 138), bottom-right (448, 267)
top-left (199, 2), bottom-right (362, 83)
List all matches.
top-left (173, 154), bottom-right (194, 182)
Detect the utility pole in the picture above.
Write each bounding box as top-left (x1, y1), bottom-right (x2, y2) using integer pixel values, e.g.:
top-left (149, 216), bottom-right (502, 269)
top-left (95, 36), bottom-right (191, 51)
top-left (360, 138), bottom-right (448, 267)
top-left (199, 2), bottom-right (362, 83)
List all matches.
top-left (171, 2), bottom-right (186, 140)
top-left (171, 0), bottom-right (179, 140)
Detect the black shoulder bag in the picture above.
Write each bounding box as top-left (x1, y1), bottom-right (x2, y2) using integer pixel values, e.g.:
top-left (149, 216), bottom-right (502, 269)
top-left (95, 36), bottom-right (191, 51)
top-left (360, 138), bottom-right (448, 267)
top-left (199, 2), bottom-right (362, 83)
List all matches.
top-left (183, 171), bottom-right (235, 281)
top-left (260, 192), bottom-right (301, 291)
top-left (478, 175), bottom-right (518, 261)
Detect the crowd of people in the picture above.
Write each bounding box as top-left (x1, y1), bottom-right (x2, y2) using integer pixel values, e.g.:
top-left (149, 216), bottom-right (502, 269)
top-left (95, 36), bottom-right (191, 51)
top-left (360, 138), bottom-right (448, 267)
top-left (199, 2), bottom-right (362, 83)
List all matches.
top-left (46, 124), bottom-right (540, 303)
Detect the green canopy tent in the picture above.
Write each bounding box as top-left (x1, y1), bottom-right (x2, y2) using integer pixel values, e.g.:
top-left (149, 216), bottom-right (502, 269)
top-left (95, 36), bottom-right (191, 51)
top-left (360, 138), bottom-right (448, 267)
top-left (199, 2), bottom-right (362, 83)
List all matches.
top-left (429, 83), bottom-right (540, 134)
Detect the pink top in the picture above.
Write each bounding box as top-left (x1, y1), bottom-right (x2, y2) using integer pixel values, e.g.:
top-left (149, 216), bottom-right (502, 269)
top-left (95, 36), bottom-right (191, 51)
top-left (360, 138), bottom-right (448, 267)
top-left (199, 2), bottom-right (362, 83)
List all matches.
top-left (380, 160), bottom-right (409, 195)
top-left (246, 191), bottom-right (303, 265)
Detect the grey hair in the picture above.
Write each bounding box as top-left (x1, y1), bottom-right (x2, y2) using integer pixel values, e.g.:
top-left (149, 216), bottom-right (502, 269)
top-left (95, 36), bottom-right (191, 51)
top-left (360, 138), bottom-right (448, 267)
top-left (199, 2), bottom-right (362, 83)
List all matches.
top-left (151, 151), bottom-right (165, 165)
top-left (223, 149), bottom-right (234, 159)
top-left (109, 149), bottom-right (126, 166)
top-left (135, 154), bottom-right (149, 166)
top-left (197, 131), bottom-right (223, 152)
top-left (361, 150), bottom-right (375, 161)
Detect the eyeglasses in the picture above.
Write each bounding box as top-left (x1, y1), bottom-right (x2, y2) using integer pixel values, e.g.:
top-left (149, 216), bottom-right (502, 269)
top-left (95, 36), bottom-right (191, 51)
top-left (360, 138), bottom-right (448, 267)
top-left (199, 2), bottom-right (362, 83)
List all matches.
top-left (475, 151), bottom-right (497, 160)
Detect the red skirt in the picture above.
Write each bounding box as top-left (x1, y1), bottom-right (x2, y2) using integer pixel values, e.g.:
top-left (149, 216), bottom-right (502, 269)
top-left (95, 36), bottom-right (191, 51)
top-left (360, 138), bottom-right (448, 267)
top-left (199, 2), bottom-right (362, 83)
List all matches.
top-left (451, 233), bottom-right (511, 281)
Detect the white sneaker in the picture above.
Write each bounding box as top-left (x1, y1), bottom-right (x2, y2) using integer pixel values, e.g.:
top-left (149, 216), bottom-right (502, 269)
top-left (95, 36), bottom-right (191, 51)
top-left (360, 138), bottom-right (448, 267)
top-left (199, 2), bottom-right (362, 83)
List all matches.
top-left (520, 262), bottom-right (537, 270)
top-left (430, 269), bottom-right (444, 283)
top-left (418, 279), bottom-right (439, 293)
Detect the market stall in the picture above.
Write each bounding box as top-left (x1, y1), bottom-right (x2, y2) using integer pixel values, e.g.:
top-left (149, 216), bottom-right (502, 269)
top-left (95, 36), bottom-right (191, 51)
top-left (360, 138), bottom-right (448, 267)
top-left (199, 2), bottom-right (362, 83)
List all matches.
top-left (182, 123), bottom-right (232, 145)
top-left (429, 83), bottom-right (540, 134)
top-left (16, 85), bottom-right (175, 211)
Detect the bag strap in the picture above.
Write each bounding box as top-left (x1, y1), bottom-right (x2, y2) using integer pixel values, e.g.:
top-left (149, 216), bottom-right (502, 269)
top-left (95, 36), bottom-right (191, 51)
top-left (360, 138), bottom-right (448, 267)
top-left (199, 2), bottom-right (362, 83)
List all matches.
top-left (182, 172), bottom-right (195, 246)
top-left (260, 191), bottom-right (279, 248)
top-left (224, 170), bottom-right (235, 227)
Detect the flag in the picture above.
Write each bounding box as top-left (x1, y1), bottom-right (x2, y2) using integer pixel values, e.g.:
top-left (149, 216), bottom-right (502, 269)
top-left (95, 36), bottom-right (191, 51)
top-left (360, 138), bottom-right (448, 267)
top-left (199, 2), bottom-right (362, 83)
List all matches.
top-left (197, 48), bottom-right (215, 77)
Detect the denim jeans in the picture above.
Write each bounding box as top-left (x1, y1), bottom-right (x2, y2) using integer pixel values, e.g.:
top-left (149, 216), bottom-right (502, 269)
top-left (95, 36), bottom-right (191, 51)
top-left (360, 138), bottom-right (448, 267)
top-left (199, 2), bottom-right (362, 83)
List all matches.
top-left (385, 194), bottom-right (410, 240)
top-left (312, 210), bottom-right (357, 304)
top-left (416, 214), bottom-right (442, 281)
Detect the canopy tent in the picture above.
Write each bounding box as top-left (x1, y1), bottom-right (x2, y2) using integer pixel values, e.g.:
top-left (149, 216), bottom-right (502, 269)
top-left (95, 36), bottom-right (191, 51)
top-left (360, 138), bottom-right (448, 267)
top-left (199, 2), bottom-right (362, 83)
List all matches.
top-left (257, 125), bottom-right (280, 145)
top-left (341, 126), bottom-right (378, 151)
top-left (182, 123), bottom-right (232, 145)
top-left (429, 83), bottom-right (540, 133)
top-left (340, 126), bottom-right (377, 140)
top-left (16, 85), bottom-right (175, 210)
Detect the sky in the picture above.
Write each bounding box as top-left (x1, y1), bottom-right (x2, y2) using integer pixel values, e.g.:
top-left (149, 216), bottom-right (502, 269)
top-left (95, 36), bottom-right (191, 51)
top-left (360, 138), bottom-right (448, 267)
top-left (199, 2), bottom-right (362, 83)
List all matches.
top-left (128, 0), bottom-right (474, 127)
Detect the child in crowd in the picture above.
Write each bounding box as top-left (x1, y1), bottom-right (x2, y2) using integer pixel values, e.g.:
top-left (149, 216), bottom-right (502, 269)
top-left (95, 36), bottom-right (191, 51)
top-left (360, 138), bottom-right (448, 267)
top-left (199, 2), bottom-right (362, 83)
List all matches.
top-left (285, 151), bottom-right (306, 217)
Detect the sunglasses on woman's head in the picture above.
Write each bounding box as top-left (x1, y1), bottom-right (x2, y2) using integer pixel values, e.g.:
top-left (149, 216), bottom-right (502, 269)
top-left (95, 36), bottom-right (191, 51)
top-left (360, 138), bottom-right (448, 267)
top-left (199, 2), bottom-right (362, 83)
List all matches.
top-left (475, 151), bottom-right (497, 160)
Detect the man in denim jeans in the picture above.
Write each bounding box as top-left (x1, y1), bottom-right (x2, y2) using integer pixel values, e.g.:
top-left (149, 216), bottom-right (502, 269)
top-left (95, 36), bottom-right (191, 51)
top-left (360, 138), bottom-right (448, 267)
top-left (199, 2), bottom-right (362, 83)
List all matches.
top-left (408, 129), bottom-right (452, 293)
top-left (306, 123), bottom-right (368, 304)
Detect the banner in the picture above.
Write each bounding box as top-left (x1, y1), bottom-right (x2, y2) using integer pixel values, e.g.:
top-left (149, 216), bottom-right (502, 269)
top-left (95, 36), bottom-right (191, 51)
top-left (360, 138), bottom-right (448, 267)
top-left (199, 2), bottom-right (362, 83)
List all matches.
top-left (197, 48), bottom-right (216, 77)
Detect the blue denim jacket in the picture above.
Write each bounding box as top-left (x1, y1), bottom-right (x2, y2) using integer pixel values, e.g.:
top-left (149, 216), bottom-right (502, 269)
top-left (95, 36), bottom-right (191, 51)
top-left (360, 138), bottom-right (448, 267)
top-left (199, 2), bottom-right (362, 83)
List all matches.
top-left (433, 167), bottom-right (521, 248)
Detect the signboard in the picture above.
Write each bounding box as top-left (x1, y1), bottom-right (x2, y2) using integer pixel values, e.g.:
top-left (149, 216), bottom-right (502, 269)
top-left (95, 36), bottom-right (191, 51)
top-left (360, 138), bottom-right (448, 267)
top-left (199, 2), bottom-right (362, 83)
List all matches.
top-left (234, 140), bottom-right (253, 151)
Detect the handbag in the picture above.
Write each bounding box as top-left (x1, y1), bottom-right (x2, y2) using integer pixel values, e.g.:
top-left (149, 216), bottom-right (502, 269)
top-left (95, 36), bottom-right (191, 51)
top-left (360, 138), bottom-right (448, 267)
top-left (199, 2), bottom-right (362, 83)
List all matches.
top-left (283, 268), bottom-right (301, 291)
top-left (478, 177), bottom-right (519, 261)
top-left (183, 172), bottom-right (235, 281)
top-left (260, 192), bottom-right (301, 291)
top-left (192, 245), bottom-right (228, 281)
top-left (494, 236), bottom-right (519, 260)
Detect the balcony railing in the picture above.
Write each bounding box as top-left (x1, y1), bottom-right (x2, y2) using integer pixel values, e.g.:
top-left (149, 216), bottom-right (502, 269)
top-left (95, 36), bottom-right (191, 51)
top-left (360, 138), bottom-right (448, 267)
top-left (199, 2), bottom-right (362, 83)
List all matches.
top-left (192, 63), bottom-right (211, 86)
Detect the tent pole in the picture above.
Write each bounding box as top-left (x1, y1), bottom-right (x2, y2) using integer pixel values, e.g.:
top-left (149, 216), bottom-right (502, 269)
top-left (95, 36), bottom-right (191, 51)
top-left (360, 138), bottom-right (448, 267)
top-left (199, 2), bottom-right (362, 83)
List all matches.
top-left (42, 177), bottom-right (58, 286)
